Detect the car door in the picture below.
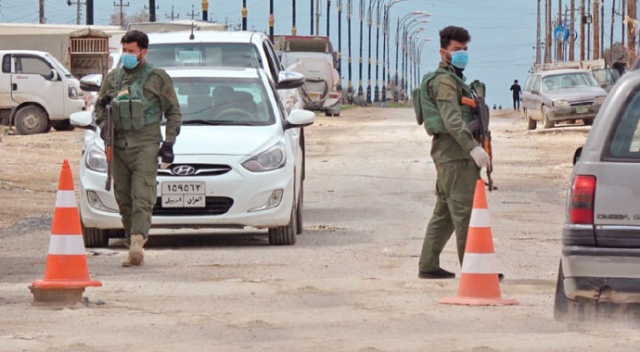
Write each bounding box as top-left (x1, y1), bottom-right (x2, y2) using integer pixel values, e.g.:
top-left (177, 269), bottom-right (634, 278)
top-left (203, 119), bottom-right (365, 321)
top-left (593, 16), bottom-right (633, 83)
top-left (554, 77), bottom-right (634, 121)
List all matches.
top-left (262, 38), bottom-right (300, 113)
top-left (10, 54), bottom-right (61, 115)
top-left (527, 75), bottom-right (542, 120)
top-left (0, 54), bottom-right (16, 109)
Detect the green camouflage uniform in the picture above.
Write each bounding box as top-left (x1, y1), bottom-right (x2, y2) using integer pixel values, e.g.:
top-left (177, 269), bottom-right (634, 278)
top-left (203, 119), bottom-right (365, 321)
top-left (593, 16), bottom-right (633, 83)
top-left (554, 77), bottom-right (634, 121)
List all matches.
top-left (416, 62), bottom-right (481, 273)
top-left (95, 61), bottom-right (181, 239)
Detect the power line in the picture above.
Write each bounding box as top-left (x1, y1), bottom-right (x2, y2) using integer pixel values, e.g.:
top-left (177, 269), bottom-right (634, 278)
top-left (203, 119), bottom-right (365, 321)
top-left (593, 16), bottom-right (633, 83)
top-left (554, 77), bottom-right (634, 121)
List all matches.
top-left (113, 0), bottom-right (129, 27)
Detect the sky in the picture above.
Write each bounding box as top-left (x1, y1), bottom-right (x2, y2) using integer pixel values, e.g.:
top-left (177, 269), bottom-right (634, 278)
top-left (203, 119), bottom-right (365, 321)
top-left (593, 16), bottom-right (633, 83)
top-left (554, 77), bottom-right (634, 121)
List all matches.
top-left (0, 1), bottom-right (628, 107)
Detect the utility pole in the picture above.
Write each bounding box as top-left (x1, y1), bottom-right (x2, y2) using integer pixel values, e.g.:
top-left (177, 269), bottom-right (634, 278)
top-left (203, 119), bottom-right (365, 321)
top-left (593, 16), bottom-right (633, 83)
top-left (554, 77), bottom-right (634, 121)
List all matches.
top-left (326, 0), bottom-right (331, 37)
top-left (67, 0), bottom-right (85, 25)
top-left (311, 0), bottom-right (314, 34)
top-left (600, 0), bottom-right (604, 59)
top-left (315, 0), bottom-right (321, 35)
top-left (86, 0), bottom-right (93, 25)
top-left (145, 1), bottom-right (159, 22)
top-left (621, 0), bottom-right (625, 46)
top-left (545, 0), bottom-right (552, 63)
top-left (536, 0), bottom-right (542, 65)
top-left (580, 0), bottom-right (585, 61)
top-left (292, 0), bottom-right (297, 35)
top-left (593, 0), bottom-right (599, 59)
top-left (557, 0), bottom-right (563, 62)
top-left (114, 0), bottom-right (129, 27)
top-left (610, 0), bottom-right (615, 62)
top-left (628, 0), bottom-right (636, 63)
top-left (39, 0), bottom-right (45, 23)
top-left (186, 4), bottom-right (200, 20)
top-left (570, 0), bottom-right (575, 61)
top-left (165, 5), bottom-right (179, 21)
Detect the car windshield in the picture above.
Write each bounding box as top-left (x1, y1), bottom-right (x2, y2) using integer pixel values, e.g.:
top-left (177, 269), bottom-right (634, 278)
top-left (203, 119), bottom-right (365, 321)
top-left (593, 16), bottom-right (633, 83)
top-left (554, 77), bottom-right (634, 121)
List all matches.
top-left (44, 53), bottom-right (72, 77)
top-left (168, 76), bottom-right (275, 126)
top-left (542, 73), bottom-right (598, 91)
top-left (146, 43), bottom-right (261, 69)
top-left (591, 68), bottom-right (621, 85)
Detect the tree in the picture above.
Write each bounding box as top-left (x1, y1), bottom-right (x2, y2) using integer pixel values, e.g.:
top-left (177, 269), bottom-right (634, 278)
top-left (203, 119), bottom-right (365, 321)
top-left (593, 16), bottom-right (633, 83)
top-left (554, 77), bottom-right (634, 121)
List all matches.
top-left (110, 7), bottom-right (149, 29)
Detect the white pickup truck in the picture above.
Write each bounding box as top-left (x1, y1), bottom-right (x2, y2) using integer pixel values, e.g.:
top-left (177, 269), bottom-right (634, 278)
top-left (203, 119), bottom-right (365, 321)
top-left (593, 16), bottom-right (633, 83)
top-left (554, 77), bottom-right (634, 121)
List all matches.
top-left (0, 50), bottom-right (86, 134)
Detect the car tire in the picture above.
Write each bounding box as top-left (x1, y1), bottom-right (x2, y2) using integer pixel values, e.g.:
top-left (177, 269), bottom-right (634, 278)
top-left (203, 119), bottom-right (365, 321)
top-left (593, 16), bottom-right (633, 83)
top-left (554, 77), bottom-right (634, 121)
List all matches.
top-left (525, 109), bottom-right (537, 130)
top-left (268, 203), bottom-right (297, 245)
top-left (51, 119), bottom-right (75, 131)
top-left (583, 119), bottom-right (593, 126)
top-left (81, 221), bottom-right (110, 248)
top-left (295, 182), bottom-right (304, 234)
top-left (14, 105), bottom-right (49, 135)
top-left (542, 106), bottom-right (555, 129)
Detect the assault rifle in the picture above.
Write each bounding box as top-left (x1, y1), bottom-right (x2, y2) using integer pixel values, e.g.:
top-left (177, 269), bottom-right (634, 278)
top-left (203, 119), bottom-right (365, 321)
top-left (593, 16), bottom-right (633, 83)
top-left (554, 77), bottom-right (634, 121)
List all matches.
top-left (462, 95), bottom-right (496, 191)
top-left (103, 103), bottom-right (114, 191)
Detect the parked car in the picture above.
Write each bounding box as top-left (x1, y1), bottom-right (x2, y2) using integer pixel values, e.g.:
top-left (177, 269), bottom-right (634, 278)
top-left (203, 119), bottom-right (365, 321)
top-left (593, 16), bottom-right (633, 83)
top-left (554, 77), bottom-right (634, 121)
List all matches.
top-left (554, 69), bottom-right (640, 321)
top-left (522, 69), bottom-right (607, 129)
top-left (71, 67), bottom-right (314, 247)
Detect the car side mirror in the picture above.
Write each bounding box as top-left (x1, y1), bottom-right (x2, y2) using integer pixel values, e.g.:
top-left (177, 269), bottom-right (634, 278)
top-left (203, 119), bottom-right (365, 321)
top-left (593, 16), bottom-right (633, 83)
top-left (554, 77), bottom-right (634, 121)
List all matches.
top-left (284, 109), bottom-right (315, 129)
top-left (531, 89), bottom-right (540, 94)
top-left (80, 74), bottom-right (103, 92)
top-left (573, 146), bottom-right (583, 165)
top-left (50, 69), bottom-right (59, 81)
top-left (70, 111), bottom-right (97, 131)
top-left (276, 71), bottom-right (305, 90)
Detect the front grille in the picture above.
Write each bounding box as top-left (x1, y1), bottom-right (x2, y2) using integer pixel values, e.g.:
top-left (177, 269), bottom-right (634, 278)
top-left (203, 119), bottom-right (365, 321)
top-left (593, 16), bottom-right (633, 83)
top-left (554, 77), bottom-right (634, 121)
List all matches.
top-left (152, 197), bottom-right (234, 216)
top-left (157, 164), bottom-right (232, 177)
top-left (570, 101), bottom-right (594, 107)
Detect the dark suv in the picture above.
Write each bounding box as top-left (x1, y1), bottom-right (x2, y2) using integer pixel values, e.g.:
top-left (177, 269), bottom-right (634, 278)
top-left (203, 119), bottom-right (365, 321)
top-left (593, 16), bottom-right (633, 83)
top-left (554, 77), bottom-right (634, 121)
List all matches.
top-left (554, 69), bottom-right (640, 321)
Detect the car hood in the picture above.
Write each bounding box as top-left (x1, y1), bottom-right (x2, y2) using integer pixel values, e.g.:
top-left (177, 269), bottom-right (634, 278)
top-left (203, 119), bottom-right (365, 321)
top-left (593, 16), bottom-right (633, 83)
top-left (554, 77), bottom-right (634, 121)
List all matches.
top-left (546, 87), bottom-right (606, 101)
top-left (166, 125), bottom-right (280, 156)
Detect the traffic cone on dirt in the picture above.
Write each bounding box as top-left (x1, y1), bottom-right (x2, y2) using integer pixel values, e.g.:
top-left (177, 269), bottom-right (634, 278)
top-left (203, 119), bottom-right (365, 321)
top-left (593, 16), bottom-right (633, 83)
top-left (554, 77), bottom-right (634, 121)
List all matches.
top-left (440, 179), bottom-right (518, 306)
top-left (29, 160), bottom-right (101, 302)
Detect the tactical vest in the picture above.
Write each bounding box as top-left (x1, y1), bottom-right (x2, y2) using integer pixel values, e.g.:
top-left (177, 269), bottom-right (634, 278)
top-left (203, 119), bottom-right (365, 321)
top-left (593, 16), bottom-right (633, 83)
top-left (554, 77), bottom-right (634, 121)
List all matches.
top-left (111, 64), bottom-right (161, 131)
top-left (413, 69), bottom-right (475, 136)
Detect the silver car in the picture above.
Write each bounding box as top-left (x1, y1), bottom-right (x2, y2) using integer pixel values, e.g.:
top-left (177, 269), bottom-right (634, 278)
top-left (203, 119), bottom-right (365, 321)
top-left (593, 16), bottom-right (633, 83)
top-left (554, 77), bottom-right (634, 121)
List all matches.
top-left (554, 69), bottom-right (640, 321)
top-left (522, 69), bottom-right (607, 129)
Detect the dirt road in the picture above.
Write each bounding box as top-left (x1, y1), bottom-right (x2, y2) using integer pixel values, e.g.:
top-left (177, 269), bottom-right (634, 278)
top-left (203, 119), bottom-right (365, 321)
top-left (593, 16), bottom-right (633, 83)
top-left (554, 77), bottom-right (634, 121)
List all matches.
top-left (1, 107), bottom-right (639, 351)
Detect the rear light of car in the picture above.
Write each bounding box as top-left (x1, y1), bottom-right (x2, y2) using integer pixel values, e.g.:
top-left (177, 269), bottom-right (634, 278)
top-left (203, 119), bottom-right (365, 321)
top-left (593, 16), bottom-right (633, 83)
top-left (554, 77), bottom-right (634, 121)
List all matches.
top-left (568, 175), bottom-right (596, 224)
top-left (329, 93), bottom-right (340, 99)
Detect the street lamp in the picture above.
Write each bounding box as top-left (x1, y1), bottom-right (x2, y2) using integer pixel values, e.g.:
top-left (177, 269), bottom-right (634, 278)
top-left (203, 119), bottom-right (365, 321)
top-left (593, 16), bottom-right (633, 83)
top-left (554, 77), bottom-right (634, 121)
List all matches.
top-left (415, 38), bottom-right (432, 93)
top-left (394, 12), bottom-right (431, 101)
top-left (358, 0), bottom-right (365, 100)
top-left (381, 0), bottom-right (405, 104)
top-left (403, 27), bottom-right (425, 101)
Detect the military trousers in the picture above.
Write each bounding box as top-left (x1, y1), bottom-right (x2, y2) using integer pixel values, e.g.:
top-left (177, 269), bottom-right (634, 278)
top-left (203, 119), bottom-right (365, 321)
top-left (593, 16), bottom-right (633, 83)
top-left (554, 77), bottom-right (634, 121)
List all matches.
top-left (418, 159), bottom-right (480, 273)
top-left (112, 142), bottom-right (159, 239)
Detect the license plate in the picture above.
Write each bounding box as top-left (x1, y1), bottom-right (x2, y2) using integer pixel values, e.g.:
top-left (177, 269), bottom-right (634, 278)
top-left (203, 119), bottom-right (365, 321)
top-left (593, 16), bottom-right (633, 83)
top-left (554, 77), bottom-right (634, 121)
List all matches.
top-left (161, 181), bottom-right (205, 208)
top-left (576, 106), bottom-right (589, 114)
top-left (309, 93), bottom-right (320, 100)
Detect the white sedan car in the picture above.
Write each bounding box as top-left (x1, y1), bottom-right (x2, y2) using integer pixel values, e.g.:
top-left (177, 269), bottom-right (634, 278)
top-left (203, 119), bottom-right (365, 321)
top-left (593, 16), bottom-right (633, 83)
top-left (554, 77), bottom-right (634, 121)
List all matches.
top-left (71, 67), bottom-right (314, 247)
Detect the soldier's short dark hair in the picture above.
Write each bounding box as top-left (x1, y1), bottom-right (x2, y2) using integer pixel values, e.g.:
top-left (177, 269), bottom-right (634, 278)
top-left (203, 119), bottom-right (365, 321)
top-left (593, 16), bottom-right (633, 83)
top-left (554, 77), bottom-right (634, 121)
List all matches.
top-left (439, 26), bottom-right (470, 49)
top-left (121, 30), bottom-right (149, 50)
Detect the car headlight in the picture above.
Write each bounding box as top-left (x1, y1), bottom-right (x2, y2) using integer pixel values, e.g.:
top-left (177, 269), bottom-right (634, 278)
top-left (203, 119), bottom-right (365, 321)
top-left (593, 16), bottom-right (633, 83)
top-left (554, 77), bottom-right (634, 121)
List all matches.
top-left (85, 144), bottom-right (107, 172)
top-left (242, 141), bottom-right (287, 172)
top-left (553, 100), bottom-right (571, 108)
top-left (68, 86), bottom-right (79, 99)
top-left (593, 96), bottom-right (606, 105)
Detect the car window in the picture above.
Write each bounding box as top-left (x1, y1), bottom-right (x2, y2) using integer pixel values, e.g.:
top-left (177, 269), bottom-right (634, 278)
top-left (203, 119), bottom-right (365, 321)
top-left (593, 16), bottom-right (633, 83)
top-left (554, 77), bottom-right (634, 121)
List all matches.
top-left (15, 56), bottom-right (51, 76)
top-left (262, 40), bottom-right (282, 79)
top-left (171, 76), bottom-right (274, 125)
top-left (531, 76), bottom-right (541, 92)
top-left (523, 75), bottom-right (536, 92)
top-left (145, 43), bottom-right (260, 68)
top-left (2, 55), bottom-right (10, 73)
top-left (606, 89), bottom-right (640, 159)
top-left (542, 72), bottom-right (598, 91)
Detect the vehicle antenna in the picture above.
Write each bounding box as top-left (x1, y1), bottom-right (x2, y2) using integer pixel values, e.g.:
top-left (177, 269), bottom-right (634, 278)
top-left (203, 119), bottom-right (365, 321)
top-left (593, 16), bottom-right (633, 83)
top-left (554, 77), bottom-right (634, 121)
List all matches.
top-left (189, 22), bottom-right (195, 40)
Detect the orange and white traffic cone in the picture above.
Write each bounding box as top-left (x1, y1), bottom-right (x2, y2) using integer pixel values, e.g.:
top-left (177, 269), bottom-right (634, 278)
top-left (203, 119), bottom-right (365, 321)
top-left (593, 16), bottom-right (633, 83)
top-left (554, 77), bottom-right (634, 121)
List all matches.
top-left (30, 160), bottom-right (101, 302)
top-left (440, 179), bottom-right (518, 306)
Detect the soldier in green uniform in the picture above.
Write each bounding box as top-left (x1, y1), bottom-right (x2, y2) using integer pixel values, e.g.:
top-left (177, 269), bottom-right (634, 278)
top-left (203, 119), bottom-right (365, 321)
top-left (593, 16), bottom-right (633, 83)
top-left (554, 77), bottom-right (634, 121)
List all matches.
top-left (414, 26), bottom-right (490, 279)
top-left (95, 30), bottom-right (182, 267)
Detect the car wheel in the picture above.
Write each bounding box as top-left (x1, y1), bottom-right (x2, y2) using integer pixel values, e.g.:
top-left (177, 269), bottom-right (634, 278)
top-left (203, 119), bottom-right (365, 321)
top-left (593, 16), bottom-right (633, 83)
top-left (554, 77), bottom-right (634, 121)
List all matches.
top-left (14, 105), bottom-right (49, 135)
top-left (525, 109), bottom-right (537, 130)
top-left (542, 106), bottom-right (555, 129)
top-left (81, 221), bottom-right (110, 248)
top-left (325, 111), bottom-right (332, 117)
top-left (51, 119), bottom-right (75, 131)
top-left (268, 204), bottom-right (297, 245)
top-left (295, 182), bottom-right (304, 234)
top-left (583, 119), bottom-right (593, 126)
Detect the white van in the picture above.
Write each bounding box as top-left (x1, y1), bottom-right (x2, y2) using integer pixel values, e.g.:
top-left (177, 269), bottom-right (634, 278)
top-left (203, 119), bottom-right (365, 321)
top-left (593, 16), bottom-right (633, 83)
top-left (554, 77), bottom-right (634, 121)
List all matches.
top-left (0, 50), bottom-right (86, 134)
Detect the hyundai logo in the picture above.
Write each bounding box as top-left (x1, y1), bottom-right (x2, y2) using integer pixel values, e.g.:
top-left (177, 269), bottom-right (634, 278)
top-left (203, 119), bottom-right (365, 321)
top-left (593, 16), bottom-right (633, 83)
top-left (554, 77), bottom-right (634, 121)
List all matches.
top-left (171, 165), bottom-right (196, 176)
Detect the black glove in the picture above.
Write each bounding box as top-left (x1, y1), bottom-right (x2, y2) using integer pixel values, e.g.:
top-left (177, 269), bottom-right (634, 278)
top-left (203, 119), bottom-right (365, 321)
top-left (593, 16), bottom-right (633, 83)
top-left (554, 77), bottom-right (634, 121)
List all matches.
top-left (97, 94), bottom-right (113, 108)
top-left (159, 141), bottom-right (174, 164)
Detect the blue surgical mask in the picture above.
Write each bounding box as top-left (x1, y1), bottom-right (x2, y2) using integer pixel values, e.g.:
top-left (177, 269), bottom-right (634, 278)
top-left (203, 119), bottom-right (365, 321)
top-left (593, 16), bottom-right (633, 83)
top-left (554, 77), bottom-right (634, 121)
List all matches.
top-left (121, 53), bottom-right (139, 69)
top-left (450, 50), bottom-right (469, 70)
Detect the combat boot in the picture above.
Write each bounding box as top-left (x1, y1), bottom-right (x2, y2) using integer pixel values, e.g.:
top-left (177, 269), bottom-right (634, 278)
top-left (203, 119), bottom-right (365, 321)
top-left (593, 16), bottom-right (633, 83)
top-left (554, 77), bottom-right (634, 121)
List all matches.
top-left (122, 234), bottom-right (147, 267)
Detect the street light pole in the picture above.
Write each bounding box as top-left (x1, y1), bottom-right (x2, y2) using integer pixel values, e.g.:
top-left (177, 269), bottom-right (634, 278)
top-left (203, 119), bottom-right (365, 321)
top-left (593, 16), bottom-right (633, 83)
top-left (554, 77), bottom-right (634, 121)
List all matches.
top-left (358, 0), bottom-right (365, 100)
top-left (326, 0), bottom-right (331, 36)
top-left (337, 0), bottom-right (343, 92)
top-left (366, 0), bottom-right (377, 104)
top-left (311, 0), bottom-right (314, 34)
top-left (269, 0), bottom-right (274, 43)
top-left (242, 0), bottom-right (247, 30)
top-left (373, 0), bottom-right (383, 103)
top-left (292, 0), bottom-right (297, 35)
top-left (347, 0), bottom-right (353, 101)
top-left (381, 0), bottom-right (404, 105)
top-left (394, 12), bottom-right (431, 101)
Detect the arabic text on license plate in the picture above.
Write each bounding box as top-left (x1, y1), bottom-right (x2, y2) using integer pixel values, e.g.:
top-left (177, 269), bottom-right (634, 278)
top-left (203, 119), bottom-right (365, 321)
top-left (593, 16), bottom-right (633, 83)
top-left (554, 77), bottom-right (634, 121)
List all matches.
top-left (576, 106), bottom-right (589, 114)
top-left (161, 181), bottom-right (205, 208)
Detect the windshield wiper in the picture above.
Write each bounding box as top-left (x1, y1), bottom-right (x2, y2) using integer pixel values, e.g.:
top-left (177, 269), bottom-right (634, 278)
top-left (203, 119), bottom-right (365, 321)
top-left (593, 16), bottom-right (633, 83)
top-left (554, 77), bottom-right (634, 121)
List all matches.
top-left (181, 120), bottom-right (257, 126)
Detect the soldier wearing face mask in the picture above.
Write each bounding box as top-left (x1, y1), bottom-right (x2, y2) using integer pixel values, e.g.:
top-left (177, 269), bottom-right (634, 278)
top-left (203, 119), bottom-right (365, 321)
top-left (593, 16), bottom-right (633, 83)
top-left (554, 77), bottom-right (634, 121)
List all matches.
top-left (94, 30), bottom-right (182, 267)
top-left (413, 26), bottom-right (491, 279)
